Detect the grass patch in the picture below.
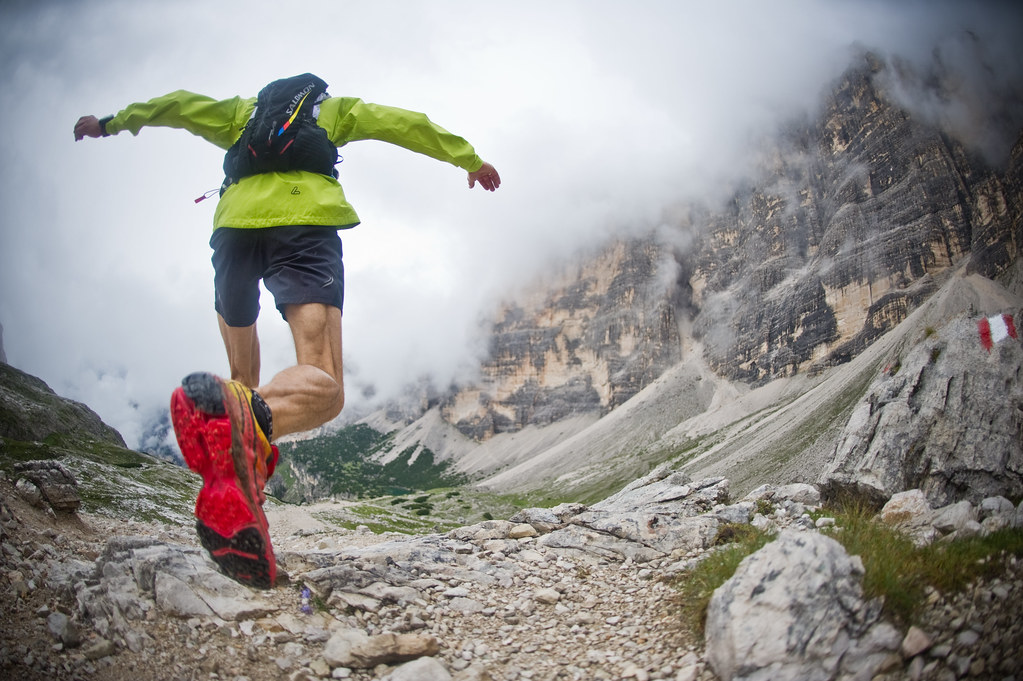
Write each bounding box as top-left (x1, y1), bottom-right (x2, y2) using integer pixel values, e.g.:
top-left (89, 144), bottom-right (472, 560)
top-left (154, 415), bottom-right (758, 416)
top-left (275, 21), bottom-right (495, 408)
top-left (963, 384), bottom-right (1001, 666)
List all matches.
top-left (306, 487), bottom-right (573, 537)
top-left (674, 523), bottom-right (773, 632)
top-left (273, 425), bottom-right (468, 503)
top-left (673, 501), bottom-right (1023, 633)
top-left (821, 502), bottom-right (1023, 624)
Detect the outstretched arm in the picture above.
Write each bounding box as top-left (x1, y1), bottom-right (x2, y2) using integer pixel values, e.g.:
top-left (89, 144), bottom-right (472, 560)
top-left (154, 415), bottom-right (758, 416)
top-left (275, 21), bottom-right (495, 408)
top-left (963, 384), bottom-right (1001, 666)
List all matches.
top-left (468, 161), bottom-right (501, 192)
top-left (73, 115), bottom-right (107, 141)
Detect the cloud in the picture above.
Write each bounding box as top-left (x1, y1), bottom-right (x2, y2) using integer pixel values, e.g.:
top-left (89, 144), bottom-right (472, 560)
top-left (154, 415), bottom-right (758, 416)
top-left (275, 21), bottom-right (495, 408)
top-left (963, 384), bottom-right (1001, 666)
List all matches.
top-left (1, 0), bottom-right (1020, 448)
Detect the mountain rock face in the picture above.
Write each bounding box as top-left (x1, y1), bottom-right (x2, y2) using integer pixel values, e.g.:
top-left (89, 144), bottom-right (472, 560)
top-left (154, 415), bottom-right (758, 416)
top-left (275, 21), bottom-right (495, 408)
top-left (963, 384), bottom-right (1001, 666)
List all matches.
top-left (690, 54), bottom-right (1021, 384)
top-left (441, 239), bottom-right (684, 440)
top-left (422, 53), bottom-right (1021, 445)
top-left (0, 363), bottom-right (126, 447)
top-left (0, 362), bottom-right (197, 526)
top-left (821, 314), bottom-right (1023, 507)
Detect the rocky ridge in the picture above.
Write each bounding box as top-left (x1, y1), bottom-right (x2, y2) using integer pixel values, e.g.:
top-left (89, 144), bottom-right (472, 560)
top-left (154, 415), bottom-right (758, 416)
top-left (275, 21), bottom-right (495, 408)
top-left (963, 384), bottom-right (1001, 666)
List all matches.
top-left (3, 461), bottom-right (1021, 681)
top-left (364, 52), bottom-right (1022, 464)
top-left (821, 309), bottom-right (1023, 507)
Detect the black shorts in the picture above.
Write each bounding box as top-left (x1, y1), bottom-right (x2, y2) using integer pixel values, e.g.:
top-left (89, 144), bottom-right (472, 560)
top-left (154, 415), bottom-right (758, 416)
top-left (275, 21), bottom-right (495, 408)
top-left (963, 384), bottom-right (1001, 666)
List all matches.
top-left (210, 226), bottom-right (344, 327)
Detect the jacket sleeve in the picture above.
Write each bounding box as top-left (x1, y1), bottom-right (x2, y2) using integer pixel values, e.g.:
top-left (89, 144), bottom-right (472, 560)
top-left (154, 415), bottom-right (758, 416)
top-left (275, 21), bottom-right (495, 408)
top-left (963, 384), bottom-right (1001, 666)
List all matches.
top-left (320, 97), bottom-right (484, 172)
top-left (104, 90), bottom-right (256, 150)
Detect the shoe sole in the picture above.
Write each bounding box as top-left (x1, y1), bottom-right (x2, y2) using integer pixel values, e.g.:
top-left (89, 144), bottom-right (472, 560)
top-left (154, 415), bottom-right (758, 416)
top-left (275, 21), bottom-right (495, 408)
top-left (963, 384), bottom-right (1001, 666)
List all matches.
top-left (171, 372), bottom-right (275, 589)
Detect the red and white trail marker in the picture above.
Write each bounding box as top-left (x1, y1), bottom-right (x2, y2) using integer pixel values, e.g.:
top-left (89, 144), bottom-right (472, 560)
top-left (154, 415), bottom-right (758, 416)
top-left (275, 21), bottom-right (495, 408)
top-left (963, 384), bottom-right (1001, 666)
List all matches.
top-left (978, 314), bottom-right (1018, 351)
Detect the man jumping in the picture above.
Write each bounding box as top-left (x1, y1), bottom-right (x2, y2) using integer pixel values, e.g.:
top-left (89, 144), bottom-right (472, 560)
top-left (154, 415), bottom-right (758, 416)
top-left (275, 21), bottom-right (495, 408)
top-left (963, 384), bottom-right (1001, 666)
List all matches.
top-left (74, 74), bottom-right (501, 588)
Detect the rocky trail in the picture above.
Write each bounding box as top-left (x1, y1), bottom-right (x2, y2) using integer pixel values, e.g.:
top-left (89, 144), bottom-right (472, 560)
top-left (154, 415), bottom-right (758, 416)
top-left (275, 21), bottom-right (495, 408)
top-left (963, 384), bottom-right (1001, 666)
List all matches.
top-left (0, 475), bottom-right (705, 681)
top-left (2, 466), bottom-right (1023, 681)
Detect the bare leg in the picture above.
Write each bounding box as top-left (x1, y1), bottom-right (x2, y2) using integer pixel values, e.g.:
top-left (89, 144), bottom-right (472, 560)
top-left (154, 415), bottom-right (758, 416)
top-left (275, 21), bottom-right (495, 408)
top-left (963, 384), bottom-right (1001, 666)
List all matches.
top-left (218, 315), bottom-right (261, 388)
top-left (257, 303), bottom-right (344, 438)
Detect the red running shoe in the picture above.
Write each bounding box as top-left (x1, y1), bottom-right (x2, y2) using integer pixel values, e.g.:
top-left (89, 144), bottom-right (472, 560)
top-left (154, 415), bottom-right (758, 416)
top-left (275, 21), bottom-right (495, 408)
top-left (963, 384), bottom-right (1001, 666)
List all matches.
top-left (170, 372), bottom-right (276, 589)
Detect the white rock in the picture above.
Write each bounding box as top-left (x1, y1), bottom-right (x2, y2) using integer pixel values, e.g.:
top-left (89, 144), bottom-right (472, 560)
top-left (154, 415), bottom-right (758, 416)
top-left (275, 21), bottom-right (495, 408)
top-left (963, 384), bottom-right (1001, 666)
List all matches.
top-left (880, 489), bottom-right (937, 546)
top-left (508, 523), bottom-right (539, 539)
top-left (447, 597), bottom-right (485, 614)
top-left (380, 656), bottom-right (452, 681)
top-left (932, 500), bottom-right (976, 534)
top-left (705, 531), bottom-right (897, 681)
top-left (154, 572), bottom-right (215, 619)
top-left (533, 588), bottom-right (561, 605)
top-left (775, 483), bottom-right (822, 506)
top-left (322, 628), bottom-right (371, 668)
top-left (979, 496), bottom-right (1015, 519)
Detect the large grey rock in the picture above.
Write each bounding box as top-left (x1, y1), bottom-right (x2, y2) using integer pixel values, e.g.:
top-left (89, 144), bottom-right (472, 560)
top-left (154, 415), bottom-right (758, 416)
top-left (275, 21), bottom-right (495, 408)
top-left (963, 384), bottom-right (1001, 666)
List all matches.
top-left (530, 471), bottom-right (732, 563)
top-left (932, 500), bottom-right (978, 534)
top-left (46, 611), bottom-right (81, 647)
top-left (592, 467), bottom-right (729, 517)
top-left (742, 483), bottom-right (822, 508)
top-left (154, 571), bottom-right (215, 618)
top-left (820, 315), bottom-right (1023, 506)
top-left (75, 535), bottom-right (277, 647)
top-left (705, 531), bottom-right (900, 681)
top-left (14, 460), bottom-right (81, 513)
top-left (537, 524), bottom-right (664, 563)
top-left (508, 503), bottom-right (588, 532)
top-left (568, 510), bottom-right (720, 556)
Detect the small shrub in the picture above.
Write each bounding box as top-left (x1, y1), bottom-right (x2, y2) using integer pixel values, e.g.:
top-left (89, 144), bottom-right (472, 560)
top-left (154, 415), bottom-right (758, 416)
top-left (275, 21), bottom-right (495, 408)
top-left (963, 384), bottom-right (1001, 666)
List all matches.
top-left (821, 501), bottom-right (1023, 624)
top-left (819, 502), bottom-right (924, 623)
top-left (673, 524), bottom-right (772, 632)
top-left (673, 496), bottom-right (1023, 633)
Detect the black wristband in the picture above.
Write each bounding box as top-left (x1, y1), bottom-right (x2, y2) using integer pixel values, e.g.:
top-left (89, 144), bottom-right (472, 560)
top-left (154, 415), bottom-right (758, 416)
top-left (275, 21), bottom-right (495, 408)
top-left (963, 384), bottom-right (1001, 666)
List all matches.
top-left (98, 115), bottom-right (113, 137)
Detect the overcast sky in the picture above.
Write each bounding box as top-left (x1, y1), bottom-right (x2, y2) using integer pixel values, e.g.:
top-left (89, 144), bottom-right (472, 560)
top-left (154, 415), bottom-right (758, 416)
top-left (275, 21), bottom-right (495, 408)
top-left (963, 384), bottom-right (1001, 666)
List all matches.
top-left (1, 0), bottom-right (1020, 450)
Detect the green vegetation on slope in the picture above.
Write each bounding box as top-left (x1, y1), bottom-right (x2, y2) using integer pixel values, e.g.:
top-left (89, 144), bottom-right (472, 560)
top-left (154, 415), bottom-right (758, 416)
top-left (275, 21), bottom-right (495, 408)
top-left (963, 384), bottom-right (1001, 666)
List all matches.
top-left (673, 500), bottom-right (1023, 633)
top-left (273, 424), bottom-right (468, 502)
top-left (0, 434), bottom-right (196, 525)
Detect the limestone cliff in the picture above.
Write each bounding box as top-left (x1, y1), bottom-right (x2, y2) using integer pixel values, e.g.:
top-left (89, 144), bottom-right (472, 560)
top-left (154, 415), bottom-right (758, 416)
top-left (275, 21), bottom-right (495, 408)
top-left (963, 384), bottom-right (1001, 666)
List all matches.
top-left (428, 53), bottom-right (1021, 443)
top-left (441, 238), bottom-right (684, 440)
top-left (690, 54), bottom-right (1020, 383)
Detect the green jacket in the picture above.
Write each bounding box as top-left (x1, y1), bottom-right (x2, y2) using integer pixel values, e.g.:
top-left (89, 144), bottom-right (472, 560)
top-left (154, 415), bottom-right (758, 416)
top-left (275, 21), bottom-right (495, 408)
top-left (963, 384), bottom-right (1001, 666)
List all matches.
top-left (104, 89), bottom-right (485, 230)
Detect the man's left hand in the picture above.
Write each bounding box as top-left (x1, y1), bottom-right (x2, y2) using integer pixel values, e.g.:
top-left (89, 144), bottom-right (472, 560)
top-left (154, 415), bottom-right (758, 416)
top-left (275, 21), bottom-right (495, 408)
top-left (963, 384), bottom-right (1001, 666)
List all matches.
top-left (468, 161), bottom-right (501, 192)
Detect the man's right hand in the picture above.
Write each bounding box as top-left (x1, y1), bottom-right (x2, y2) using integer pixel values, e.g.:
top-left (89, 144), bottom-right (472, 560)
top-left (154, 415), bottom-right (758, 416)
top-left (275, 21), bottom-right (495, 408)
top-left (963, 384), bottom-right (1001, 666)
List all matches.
top-left (74, 115), bottom-right (104, 141)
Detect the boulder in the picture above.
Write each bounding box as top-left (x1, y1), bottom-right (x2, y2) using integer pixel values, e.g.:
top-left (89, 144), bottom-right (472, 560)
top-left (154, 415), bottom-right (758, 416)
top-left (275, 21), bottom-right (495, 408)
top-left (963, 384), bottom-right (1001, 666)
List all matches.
top-left (705, 531), bottom-right (900, 681)
top-left (879, 490), bottom-right (938, 546)
top-left (14, 460), bottom-right (81, 513)
top-left (820, 316), bottom-right (1023, 506)
top-left (323, 629), bottom-right (439, 669)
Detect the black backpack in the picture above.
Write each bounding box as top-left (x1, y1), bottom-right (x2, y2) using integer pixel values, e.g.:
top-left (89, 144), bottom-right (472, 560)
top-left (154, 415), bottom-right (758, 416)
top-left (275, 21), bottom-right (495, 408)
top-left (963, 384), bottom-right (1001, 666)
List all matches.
top-left (222, 73), bottom-right (339, 188)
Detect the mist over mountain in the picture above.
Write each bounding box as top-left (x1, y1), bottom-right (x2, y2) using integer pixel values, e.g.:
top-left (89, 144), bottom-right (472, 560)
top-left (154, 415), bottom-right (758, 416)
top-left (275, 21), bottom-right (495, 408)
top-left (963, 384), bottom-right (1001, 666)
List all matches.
top-left (268, 48), bottom-right (1022, 509)
top-left (1, 42), bottom-right (1022, 681)
top-left (5, 1), bottom-right (1023, 453)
